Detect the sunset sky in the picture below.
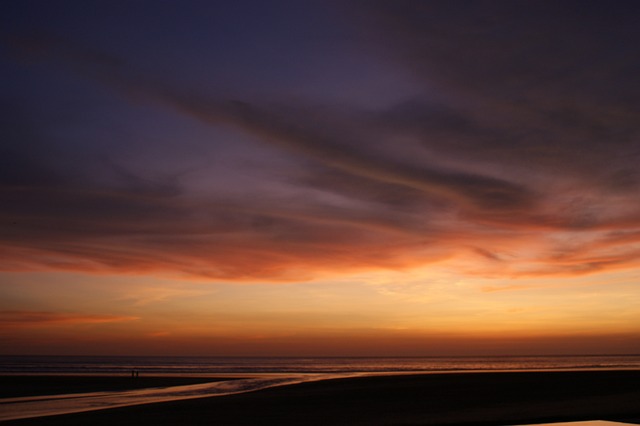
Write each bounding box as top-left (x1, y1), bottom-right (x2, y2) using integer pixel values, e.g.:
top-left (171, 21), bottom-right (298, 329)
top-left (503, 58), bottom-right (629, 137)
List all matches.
top-left (1, 0), bottom-right (640, 356)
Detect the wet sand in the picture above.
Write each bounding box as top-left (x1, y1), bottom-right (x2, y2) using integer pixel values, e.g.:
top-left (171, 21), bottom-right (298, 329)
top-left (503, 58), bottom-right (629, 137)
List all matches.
top-left (3, 371), bottom-right (640, 426)
top-left (0, 375), bottom-right (235, 399)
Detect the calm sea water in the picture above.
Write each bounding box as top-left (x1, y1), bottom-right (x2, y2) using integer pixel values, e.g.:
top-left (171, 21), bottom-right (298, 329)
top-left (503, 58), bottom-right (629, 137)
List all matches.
top-left (2, 355), bottom-right (640, 375)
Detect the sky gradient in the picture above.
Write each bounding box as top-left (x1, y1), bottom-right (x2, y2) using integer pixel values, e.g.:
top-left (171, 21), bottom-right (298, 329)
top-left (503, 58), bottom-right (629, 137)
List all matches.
top-left (1, 0), bottom-right (640, 356)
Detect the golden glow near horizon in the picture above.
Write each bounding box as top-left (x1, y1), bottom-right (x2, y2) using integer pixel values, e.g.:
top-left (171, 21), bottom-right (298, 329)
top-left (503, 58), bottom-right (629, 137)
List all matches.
top-left (2, 264), bottom-right (639, 355)
top-left (2, 2), bottom-right (640, 355)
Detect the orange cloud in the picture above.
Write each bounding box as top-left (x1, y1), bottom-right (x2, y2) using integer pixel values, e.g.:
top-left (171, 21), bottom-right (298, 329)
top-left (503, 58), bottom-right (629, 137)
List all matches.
top-left (0, 310), bottom-right (139, 328)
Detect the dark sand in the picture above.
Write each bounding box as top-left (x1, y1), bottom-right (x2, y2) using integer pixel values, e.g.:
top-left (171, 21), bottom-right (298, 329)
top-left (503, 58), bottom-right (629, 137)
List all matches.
top-left (3, 371), bottom-right (640, 426)
top-left (0, 376), bottom-right (235, 398)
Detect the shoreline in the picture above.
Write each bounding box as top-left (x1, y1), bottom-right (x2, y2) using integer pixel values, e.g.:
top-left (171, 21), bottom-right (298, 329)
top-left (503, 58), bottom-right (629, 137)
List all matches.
top-left (1, 370), bottom-right (640, 425)
top-left (0, 375), bottom-right (240, 399)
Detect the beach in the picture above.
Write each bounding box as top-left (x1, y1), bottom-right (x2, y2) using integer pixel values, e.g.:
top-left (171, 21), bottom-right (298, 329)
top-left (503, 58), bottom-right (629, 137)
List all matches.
top-left (0, 376), bottom-right (234, 399)
top-left (2, 370), bottom-right (640, 426)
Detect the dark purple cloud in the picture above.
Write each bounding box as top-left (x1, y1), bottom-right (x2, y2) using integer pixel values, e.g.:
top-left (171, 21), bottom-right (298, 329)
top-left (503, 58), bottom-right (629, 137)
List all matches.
top-left (1, 1), bottom-right (639, 280)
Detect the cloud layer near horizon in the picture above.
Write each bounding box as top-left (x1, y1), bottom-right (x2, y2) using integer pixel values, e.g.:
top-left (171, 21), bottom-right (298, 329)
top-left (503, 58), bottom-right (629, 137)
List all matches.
top-left (2, 1), bottom-right (640, 282)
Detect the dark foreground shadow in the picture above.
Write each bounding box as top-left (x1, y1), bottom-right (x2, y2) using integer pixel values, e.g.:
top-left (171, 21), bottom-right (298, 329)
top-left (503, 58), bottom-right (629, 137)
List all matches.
top-left (4, 371), bottom-right (640, 426)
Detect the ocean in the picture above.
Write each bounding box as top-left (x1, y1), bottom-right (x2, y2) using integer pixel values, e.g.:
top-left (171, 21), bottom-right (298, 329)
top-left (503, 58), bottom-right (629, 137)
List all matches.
top-left (2, 354), bottom-right (640, 375)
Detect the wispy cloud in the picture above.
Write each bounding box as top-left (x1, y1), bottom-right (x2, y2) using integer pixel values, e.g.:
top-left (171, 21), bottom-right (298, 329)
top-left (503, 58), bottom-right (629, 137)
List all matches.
top-left (2, 1), bottom-right (639, 282)
top-left (0, 310), bottom-right (138, 327)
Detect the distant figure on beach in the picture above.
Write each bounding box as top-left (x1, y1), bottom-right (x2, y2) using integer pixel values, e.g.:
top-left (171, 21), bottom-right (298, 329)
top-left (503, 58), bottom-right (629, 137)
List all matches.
top-left (131, 370), bottom-right (139, 378)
